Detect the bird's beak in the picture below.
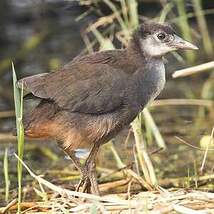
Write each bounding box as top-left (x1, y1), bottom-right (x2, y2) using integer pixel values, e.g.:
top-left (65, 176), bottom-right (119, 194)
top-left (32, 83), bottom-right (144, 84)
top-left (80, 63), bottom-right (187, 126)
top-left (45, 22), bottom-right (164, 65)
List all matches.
top-left (172, 35), bottom-right (199, 50)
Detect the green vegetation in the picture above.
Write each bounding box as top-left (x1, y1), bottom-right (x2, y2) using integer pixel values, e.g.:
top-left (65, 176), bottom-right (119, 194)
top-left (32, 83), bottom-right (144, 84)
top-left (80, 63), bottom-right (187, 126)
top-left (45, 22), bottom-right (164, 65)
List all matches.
top-left (12, 63), bottom-right (25, 213)
top-left (3, 148), bottom-right (10, 202)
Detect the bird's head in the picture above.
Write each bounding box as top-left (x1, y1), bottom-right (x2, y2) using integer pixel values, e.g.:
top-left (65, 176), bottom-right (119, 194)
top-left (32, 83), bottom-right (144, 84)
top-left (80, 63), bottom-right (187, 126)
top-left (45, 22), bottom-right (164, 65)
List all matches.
top-left (133, 21), bottom-right (198, 58)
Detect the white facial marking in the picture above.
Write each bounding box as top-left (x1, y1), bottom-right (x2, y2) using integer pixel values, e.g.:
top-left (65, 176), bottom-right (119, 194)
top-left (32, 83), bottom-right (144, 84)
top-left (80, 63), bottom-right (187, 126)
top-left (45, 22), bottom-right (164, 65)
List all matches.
top-left (140, 35), bottom-right (175, 57)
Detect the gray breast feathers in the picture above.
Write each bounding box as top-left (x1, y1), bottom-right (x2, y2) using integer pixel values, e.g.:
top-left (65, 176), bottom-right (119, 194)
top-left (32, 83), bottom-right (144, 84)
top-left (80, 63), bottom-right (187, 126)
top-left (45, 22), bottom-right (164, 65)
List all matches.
top-left (134, 59), bottom-right (166, 108)
top-left (148, 60), bottom-right (166, 101)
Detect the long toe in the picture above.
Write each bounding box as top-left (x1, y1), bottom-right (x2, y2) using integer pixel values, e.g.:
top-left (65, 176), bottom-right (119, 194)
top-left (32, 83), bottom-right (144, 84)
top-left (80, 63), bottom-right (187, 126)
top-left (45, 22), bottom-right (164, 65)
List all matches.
top-left (87, 162), bottom-right (100, 195)
top-left (81, 178), bottom-right (91, 193)
top-left (75, 177), bottom-right (84, 192)
top-left (88, 172), bottom-right (100, 195)
top-left (75, 169), bottom-right (91, 193)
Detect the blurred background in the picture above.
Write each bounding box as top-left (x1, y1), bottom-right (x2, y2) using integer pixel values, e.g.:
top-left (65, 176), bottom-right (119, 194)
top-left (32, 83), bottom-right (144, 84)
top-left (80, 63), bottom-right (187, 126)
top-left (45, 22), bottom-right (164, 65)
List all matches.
top-left (0, 0), bottom-right (213, 203)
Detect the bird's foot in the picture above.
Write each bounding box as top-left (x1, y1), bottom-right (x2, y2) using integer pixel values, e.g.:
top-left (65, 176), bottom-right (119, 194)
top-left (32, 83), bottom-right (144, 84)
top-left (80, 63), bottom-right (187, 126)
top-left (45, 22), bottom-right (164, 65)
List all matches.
top-left (75, 163), bottom-right (100, 195)
top-left (75, 171), bottom-right (90, 193)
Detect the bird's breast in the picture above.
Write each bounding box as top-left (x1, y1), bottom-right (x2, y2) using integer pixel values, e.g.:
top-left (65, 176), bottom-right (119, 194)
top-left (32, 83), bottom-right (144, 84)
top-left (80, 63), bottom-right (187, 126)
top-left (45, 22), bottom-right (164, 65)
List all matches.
top-left (132, 59), bottom-right (166, 109)
top-left (147, 60), bottom-right (166, 101)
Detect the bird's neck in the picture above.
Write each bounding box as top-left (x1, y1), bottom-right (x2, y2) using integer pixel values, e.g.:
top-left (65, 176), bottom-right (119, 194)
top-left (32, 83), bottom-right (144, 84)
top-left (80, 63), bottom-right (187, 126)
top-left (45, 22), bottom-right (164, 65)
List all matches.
top-left (126, 37), bottom-right (163, 64)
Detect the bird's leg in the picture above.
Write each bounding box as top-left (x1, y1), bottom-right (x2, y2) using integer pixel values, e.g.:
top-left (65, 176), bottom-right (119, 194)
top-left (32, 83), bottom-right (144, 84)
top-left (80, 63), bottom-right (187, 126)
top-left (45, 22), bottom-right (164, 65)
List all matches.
top-left (63, 147), bottom-right (90, 192)
top-left (87, 161), bottom-right (99, 194)
top-left (61, 143), bottom-right (101, 194)
top-left (63, 148), bottom-right (82, 171)
top-left (83, 143), bottom-right (101, 195)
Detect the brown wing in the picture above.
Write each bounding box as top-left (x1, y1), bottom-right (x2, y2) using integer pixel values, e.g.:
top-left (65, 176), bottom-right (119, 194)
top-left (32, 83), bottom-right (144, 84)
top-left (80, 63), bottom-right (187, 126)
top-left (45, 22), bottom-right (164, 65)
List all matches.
top-left (17, 73), bottom-right (49, 98)
top-left (18, 51), bottom-right (130, 114)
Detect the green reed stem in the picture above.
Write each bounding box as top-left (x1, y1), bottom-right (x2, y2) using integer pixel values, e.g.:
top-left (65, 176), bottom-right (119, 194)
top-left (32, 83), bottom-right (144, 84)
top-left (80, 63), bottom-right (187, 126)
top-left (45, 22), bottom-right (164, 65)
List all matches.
top-left (120, 0), bottom-right (129, 27)
top-left (143, 108), bottom-right (166, 149)
top-left (175, 0), bottom-right (196, 63)
top-left (103, 0), bottom-right (129, 37)
top-left (91, 27), bottom-right (115, 50)
top-left (131, 114), bottom-right (157, 186)
top-left (192, 0), bottom-right (213, 57)
top-left (159, 2), bottom-right (173, 23)
top-left (109, 141), bottom-right (125, 168)
top-left (127, 0), bottom-right (139, 30)
top-left (12, 62), bottom-right (25, 213)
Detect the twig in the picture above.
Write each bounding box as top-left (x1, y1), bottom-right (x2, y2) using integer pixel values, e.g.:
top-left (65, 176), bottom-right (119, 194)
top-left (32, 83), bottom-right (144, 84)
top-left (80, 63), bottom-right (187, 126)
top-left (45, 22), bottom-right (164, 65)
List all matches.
top-left (86, 13), bottom-right (117, 32)
top-left (172, 204), bottom-right (206, 214)
top-left (127, 179), bottom-right (133, 200)
top-left (149, 147), bottom-right (164, 155)
top-left (0, 133), bottom-right (17, 142)
top-left (109, 142), bottom-right (152, 190)
top-left (1, 199), bottom-right (17, 214)
top-left (175, 136), bottom-right (214, 151)
top-left (172, 61), bottom-right (214, 78)
top-left (1, 202), bottom-right (44, 213)
top-left (0, 110), bottom-right (14, 118)
top-left (99, 179), bottom-right (130, 192)
top-left (0, 133), bottom-right (51, 143)
top-left (200, 126), bottom-right (214, 172)
top-left (124, 128), bottom-right (131, 148)
top-left (151, 99), bottom-right (213, 107)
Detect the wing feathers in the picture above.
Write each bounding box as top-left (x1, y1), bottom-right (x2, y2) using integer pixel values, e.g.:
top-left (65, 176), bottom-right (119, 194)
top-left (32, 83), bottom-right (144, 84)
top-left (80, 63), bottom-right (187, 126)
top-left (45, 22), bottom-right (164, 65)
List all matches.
top-left (17, 73), bottom-right (49, 98)
top-left (17, 50), bottom-right (130, 115)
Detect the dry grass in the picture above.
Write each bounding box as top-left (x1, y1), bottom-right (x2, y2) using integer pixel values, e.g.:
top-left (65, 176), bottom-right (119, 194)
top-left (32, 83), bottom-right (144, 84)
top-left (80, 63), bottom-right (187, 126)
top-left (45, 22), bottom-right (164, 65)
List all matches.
top-left (1, 185), bottom-right (214, 213)
top-left (1, 155), bottom-right (214, 213)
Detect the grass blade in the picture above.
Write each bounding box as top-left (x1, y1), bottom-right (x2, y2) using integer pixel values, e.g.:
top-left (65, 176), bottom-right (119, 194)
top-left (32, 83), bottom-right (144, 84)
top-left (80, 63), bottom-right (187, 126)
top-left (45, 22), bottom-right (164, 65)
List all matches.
top-left (4, 148), bottom-right (10, 202)
top-left (159, 2), bottom-right (174, 23)
top-left (120, 0), bottom-right (129, 26)
top-left (131, 114), bottom-right (157, 186)
top-left (192, 0), bottom-right (213, 57)
top-left (12, 62), bottom-right (25, 213)
top-left (143, 108), bottom-right (166, 149)
top-left (175, 0), bottom-right (196, 63)
top-left (109, 141), bottom-right (125, 168)
top-left (90, 27), bottom-right (115, 50)
top-left (103, 0), bottom-right (129, 37)
top-left (127, 0), bottom-right (139, 30)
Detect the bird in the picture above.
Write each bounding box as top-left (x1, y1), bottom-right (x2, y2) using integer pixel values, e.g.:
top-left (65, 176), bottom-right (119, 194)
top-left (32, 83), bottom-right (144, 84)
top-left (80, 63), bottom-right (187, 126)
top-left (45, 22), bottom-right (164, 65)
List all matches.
top-left (17, 20), bottom-right (198, 195)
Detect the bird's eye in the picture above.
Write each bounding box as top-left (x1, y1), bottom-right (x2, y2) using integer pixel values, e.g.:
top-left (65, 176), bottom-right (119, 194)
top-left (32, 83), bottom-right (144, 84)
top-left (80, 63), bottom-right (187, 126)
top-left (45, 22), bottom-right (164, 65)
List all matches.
top-left (157, 33), bottom-right (166, 40)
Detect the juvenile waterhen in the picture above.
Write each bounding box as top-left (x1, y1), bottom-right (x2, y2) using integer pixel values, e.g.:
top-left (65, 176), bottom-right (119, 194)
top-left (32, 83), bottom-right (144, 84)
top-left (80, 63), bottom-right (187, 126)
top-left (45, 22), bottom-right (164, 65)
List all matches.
top-left (17, 20), bottom-right (198, 195)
